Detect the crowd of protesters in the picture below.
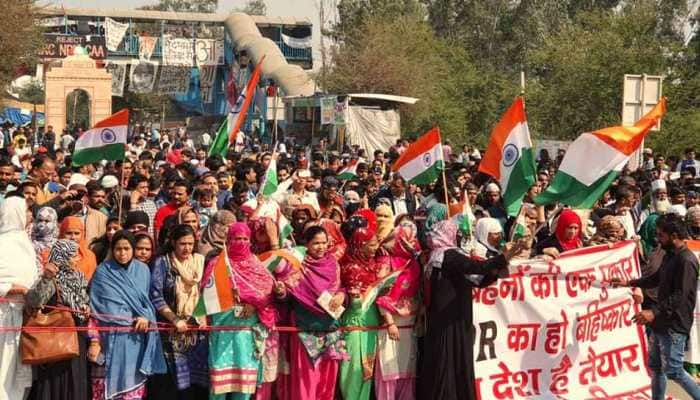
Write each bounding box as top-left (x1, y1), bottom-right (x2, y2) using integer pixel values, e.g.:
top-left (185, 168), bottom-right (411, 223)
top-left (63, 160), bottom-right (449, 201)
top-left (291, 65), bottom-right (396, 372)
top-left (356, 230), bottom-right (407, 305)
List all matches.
top-left (0, 120), bottom-right (699, 400)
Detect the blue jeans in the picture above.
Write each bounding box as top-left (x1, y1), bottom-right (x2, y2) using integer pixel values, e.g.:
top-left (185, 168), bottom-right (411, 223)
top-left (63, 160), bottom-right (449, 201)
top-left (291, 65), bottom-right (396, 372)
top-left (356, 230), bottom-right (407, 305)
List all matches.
top-left (649, 330), bottom-right (700, 400)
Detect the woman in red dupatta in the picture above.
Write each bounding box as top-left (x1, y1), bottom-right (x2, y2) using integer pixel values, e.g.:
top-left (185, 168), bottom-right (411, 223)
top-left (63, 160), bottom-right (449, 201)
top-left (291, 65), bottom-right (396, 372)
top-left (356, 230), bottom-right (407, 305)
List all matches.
top-left (339, 209), bottom-right (390, 400)
top-left (374, 220), bottom-right (421, 400)
top-left (206, 222), bottom-right (275, 399)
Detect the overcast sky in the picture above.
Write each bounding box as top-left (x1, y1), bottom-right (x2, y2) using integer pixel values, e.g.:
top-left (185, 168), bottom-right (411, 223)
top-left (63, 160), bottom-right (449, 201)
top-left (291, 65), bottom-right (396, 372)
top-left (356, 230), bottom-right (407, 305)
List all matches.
top-left (50, 0), bottom-right (326, 66)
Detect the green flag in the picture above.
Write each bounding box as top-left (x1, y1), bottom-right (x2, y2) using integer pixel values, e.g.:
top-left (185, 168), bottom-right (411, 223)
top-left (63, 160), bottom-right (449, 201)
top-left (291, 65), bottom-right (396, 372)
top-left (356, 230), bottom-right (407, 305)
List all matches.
top-left (208, 117), bottom-right (229, 158)
top-left (260, 158), bottom-right (278, 198)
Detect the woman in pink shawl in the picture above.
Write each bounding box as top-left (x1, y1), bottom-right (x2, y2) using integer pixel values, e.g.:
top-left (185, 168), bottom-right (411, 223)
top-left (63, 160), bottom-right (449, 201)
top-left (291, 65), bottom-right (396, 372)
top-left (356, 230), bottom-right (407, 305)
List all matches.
top-left (374, 220), bottom-right (421, 400)
top-left (275, 225), bottom-right (348, 400)
top-left (205, 222), bottom-right (275, 399)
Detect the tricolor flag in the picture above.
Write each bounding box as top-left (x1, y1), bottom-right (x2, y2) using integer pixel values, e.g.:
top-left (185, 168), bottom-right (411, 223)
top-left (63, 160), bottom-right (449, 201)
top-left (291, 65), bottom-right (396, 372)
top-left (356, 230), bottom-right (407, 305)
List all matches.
top-left (361, 269), bottom-right (403, 312)
top-left (72, 109), bottom-right (128, 166)
top-left (391, 127), bottom-right (444, 185)
top-left (448, 190), bottom-right (475, 238)
top-left (259, 246), bottom-right (307, 272)
top-left (337, 159), bottom-right (358, 180)
top-left (478, 97), bottom-right (536, 216)
top-left (208, 118), bottom-right (230, 158)
top-left (243, 199), bottom-right (294, 248)
top-left (535, 98), bottom-right (666, 209)
top-left (228, 58), bottom-right (264, 145)
top-left (259, 157), bottom-right (278, 198)
top-left (193, 250), bottom-right (235, 317)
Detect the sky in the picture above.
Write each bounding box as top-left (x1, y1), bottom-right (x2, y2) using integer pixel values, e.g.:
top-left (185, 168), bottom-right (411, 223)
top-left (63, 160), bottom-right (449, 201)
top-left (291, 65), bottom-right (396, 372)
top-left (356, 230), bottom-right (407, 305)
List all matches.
top-left (50, 0), bottom-right (327, 66)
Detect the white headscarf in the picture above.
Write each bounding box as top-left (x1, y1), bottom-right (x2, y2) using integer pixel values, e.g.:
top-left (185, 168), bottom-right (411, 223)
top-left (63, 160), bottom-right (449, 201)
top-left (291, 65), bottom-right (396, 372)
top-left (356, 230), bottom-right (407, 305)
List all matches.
top-left (475, 218), bottom-right (503, 251)
top-left (0, 197), bottom-right (38, 296)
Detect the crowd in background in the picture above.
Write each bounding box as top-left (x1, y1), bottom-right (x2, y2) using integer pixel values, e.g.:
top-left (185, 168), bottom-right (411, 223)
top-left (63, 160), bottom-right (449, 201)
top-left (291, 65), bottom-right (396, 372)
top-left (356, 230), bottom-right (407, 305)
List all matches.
top-left (0, 121), bottom-right (699, 400)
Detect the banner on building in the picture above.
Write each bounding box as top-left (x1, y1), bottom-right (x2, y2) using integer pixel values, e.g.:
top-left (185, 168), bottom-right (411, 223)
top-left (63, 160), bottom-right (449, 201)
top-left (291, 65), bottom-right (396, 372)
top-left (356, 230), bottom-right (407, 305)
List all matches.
top-left (199, 66), bottom-right (217, 103)
top-left (157, 66), bottom-right (191, 95)
top-left (473, 241), bottom-right (653, 399)
top-left (139, 36), bottom-right (158, 61)
top-left (195, 39), bottom-right (225, 66)
top-left (105, 17), bottom-right (129, 51)
top-left (281, 33), bottom-right (312, 49)
top-left (162, 35), bottom-right (194, 66)
top-left (105, 61), bottom-right (127, 97)
top-left (129, 61), bottom-right (158, 94)
top-left (321, 96), bottom-right (335, 125)
top-left (333, 100), bottom-right (347, 125)
top-left (40, 34), bottom-right (107, 60)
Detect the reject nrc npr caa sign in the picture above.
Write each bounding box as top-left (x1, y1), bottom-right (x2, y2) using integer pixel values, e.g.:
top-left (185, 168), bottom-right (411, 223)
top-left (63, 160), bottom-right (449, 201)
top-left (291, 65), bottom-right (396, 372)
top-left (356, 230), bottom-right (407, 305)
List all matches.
top-left (40, 34), bottom-right (107, 60)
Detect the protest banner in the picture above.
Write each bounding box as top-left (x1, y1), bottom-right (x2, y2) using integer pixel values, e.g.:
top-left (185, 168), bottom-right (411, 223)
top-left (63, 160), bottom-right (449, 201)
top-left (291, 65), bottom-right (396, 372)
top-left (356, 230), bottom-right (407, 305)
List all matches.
top-left (105, 61), bottom-right (127, 97)
top-left (129, 61), bottom-right (158, 94)
top-left (321, 96), bottom-right (335, 125)
top-left (473, 241), bottom-right (653, 399)
top-left (139, 36), bottom-right (158, 61)
top-left (105, 17), bottom-right (129, 51)
top-left (281, 33), bottom-right (313, 49)
top-left (199, 65), bottom-right (217, 103)
top-left (157, 66), bottom-right (191, 95)
top-left (195, 39), bottom-right (225, 66)
top-left (39, 34), bottom-right (107, 60)
top-left (162, 35), bottom-right (194, 66)
top-left (334, 100), bottom-right (347, 125)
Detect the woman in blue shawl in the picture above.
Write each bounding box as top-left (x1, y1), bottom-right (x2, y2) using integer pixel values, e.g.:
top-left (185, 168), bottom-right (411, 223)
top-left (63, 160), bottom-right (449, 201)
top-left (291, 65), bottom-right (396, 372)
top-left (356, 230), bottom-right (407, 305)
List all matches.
top-left (89, 230), bottom-right (166, 399)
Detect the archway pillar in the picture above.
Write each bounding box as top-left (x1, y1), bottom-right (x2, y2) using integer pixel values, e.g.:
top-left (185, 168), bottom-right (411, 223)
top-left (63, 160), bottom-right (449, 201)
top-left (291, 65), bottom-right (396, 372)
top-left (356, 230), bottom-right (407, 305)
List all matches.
top-left (45, 53), bottom-right (112, 136)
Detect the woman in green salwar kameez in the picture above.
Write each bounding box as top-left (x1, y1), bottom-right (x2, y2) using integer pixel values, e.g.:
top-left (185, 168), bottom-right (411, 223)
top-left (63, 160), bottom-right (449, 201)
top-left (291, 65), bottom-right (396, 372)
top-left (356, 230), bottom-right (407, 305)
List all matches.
top-left (338, 209), bottom-right (390, 400)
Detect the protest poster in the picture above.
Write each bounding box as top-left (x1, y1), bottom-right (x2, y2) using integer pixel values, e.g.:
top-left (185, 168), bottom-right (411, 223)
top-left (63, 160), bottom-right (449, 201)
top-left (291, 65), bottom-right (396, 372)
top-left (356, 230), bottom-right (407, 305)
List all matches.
top-left (321, 96), bottom-right (335, 125)
top-left (334, 100), bottom-right (347, 125)
top-left (195, 39), bottom-right (225, 66)
top-left (157, 66), bottom-right (191, 95)
top-left (162, 35), bottom-right (194, 66)
top-left (105, 17), bottom-right (129, 51)
top-left (473, 241), bottom-right (653, 399)
top-left (281, 33), bottom-right (312, 49)
top-left (40, 34), bottom-right (107, 60)
top-left (199, 65), bottom-right (217, 103)
top-left (139, 36), bottom-right (158, 61)
top-left (129, 61), bottom-right (158, 94)
top-left (105, 61), bottom-right (127, 97)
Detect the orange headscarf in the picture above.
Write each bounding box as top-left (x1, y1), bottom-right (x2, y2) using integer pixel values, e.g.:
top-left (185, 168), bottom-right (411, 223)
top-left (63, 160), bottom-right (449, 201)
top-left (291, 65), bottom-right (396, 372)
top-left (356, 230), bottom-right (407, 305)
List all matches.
top-left (59, 216), bottom-right (98, 280)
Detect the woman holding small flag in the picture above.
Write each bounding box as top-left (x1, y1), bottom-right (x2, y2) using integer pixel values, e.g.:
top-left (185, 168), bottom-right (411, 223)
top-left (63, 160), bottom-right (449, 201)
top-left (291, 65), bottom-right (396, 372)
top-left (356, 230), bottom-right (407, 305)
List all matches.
top-left (205, 222), bottom-right (275, 399)
top-left (274, 225), bottom-right (348, 400)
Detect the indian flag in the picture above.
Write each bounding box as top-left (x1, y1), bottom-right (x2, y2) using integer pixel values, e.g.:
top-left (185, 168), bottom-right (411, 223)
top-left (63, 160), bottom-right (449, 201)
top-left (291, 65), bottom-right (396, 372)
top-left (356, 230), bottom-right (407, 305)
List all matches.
top-left (478, 97), bottom-right (536, 216)
top-left (260, 158), bottom-right (278, 198)
top-left (535, 98), bottom-right (666, 209)
top-left (361, 269), bottom-right (403, 312)
top-left (72, 109), bottom-right (128, 166)
top-left (208, 118), bottom-right (229, 158)
top-left (391, 127), bottom-right (444, 185)
top-left (245, 199), bottom-right (294, 247)
top-left (193, 250), bottom-right (235, 317)
top-left (448, 191), bottom-right (475, 238)
top-left (259, 246), bottom-right (307, 272)
top-left (338, 159), bottom-right (358, 180)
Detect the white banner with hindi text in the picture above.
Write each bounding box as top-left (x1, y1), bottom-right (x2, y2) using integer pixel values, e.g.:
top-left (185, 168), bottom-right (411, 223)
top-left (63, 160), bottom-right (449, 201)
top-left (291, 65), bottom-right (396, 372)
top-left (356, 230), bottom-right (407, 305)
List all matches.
top-left (162, 35), bottom-right (194, 66)
top-left (105, 17), bottom-right (129, 51)
top-left (195, 39), bottom-right (225, 66)
top-left (473, 241), bottom-right (654, 399)
top-left (157, 66), bottom-right (191, 95)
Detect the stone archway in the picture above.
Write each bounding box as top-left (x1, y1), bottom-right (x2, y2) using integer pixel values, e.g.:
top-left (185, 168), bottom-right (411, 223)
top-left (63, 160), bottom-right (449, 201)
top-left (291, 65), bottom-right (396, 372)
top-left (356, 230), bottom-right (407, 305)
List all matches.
top-left (45, 48), bottom-right (112, 135)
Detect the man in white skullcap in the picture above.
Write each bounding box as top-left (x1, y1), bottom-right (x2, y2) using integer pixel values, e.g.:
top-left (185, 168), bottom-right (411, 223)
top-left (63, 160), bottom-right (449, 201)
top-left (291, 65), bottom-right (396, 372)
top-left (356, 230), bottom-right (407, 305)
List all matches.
top-left (639, 179), bottom-right (671, 226)
top-left (484, 182), bottom-right (507, 227)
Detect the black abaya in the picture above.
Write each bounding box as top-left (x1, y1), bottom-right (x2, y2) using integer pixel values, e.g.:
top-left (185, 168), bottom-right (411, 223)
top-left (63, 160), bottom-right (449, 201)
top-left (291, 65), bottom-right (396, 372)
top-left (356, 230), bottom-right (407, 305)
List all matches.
top-left (418, 250), bottom-right (508, 400)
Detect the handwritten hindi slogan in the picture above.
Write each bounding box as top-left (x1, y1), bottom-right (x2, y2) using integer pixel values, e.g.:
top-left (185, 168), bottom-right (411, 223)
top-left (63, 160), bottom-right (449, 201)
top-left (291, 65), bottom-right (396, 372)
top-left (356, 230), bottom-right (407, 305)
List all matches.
top-left (473, 241), bottom-right (655, 399)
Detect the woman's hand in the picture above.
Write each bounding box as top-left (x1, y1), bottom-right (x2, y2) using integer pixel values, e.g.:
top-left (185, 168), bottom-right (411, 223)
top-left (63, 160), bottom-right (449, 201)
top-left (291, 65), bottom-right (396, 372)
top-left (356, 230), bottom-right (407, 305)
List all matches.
top-left (542, 247), bottom-right (560, 259)
top-left (87, 341), bottom-right (101, 363)
top-left (387, 323), bottom-right (400, 341)
top-left (274, 281), bottom-right (287, 297)
top-left (134, 317), bottom-right (150, 332)
top-left (329, 292), bottom-right (345, 311)
top-left (43, 262), bottom-right (59, 279)
top-left (240, 304), bottom-right (255, 319)
top-left (174, 318), bottom-right (188, 333)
